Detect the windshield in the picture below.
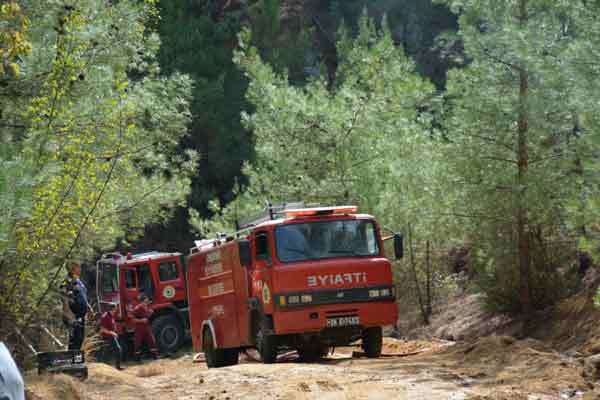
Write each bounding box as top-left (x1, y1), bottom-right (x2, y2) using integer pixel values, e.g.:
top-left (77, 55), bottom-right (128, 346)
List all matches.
top-left (100, 263), bottom-right (119, 293)
top-left (275, 219), bottom-right (379, 263)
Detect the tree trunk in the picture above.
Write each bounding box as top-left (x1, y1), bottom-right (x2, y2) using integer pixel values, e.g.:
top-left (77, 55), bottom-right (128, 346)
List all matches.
top-left (425, 240), bottom-right (433, 319)
top-left (408, 224), bottom-right (429, 325)
top-left (517, 0), bottom-right (532, 316)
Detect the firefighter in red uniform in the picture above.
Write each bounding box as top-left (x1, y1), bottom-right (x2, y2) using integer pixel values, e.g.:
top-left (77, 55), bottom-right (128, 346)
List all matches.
top-left (132, 294), bottom-right (159, 360)
top-left (99, 303), bottom-right (124, 370)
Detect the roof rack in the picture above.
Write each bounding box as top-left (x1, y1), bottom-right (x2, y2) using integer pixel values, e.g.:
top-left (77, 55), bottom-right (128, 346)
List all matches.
top-left (236, 201), bottom-right (320, 230)
top-left (130, 251), bottom-right (162, 259)
top-left (189, 203), bottom-right (360, 255)
top-left (101, 252), bottom-right (123, 260)
top-left (190, 226), bottom-right (254, 254)
top-left (189, 202), bottom-right (319, 255)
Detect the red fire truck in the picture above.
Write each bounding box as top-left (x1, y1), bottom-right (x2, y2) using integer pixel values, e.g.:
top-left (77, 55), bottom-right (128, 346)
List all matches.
top-left (95, 251), bottom-right (188, 354)
top-left (187, 204), bottom-right (403, 367)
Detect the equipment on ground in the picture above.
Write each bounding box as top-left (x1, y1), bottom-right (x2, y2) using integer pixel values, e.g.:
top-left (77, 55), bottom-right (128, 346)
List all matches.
top-left (14, 326), bottom-right (88, 379)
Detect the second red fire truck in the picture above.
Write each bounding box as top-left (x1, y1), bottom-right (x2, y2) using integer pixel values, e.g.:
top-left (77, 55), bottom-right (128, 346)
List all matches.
top-left (187, 203), bottom-right (403, 367)
top-left (96, 251), bottom-right (188, 354)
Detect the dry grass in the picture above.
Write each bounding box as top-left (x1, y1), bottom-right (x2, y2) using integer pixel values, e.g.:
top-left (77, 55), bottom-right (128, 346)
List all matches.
top-left (86, 362), bottom-right (137, 385)
top-left (81, 333), bottom-right (103, 362)
top-left (26, 374), bottom-right (84, 400)
top-left (381, 337), bottom-right (450, 355)
top-left (135, 364), bottom-right (164, 378)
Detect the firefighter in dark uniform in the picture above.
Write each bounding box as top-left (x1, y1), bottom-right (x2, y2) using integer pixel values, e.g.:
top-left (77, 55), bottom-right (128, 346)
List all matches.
top-left (61, 262), bottom-right (92, 351)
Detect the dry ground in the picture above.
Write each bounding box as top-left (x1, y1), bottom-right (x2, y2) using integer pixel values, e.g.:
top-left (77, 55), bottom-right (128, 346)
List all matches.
top-left (27, 285), bottom-right (600, 400)
top-left (26, 337), bottom-right (597, 400)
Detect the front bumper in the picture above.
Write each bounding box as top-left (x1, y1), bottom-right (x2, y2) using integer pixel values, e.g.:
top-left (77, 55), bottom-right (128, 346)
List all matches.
top-left (272, 300), bottom-right (397, 335)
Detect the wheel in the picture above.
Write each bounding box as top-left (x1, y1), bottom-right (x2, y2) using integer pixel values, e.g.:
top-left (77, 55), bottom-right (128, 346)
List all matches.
top-left (298, 342), bottom-right (328, 362)
top-left (203, 328), bottom-right (222, 368)
top-left (362, 326), bottom-right (382, 358)
top-left (256, 326), bottom-right (277, 364)
top-left (152, 314), bottom-right (183, 354)
top-left (222, 348), bottom-right (239, 366)
top-left (203, 328), bottom-right (238, 368)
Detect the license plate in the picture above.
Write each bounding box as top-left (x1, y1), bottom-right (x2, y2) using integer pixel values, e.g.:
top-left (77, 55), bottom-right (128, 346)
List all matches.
top-left (326, 316), bottom-right (360, 328)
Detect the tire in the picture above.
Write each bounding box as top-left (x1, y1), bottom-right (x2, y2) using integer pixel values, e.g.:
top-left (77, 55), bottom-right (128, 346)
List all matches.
top-left (256, 327), bottom-right (277, 364)
top-left (203, 328), bottom-right (222, 368)
top-left (222, 348), bottom-right (239, 366)
top-left (362, 326), bottom-right (383, 358)
top-left (152, 314), bottom-right (183, 354)
top-left (203, 328), bottom-right (238, 368)
top-left (298, 341), bottom-right (328, 362)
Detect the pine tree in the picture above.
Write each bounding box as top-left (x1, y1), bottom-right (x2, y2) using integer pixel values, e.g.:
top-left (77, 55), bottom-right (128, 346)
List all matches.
top-left (439, 0), bottom-right (591, 313)
top-left (197, 12), bottom-right (436, 237)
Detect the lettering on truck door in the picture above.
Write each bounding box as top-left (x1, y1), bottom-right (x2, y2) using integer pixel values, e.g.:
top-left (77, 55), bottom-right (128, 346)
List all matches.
top-left (199, 246), bottom-right (240, 348)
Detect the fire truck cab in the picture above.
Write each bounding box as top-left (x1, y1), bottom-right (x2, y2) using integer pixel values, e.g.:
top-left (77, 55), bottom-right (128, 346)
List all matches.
top-left (96, 251), bottom-right (188, 354)
top-left (187, 204), bottom-right (403, 367)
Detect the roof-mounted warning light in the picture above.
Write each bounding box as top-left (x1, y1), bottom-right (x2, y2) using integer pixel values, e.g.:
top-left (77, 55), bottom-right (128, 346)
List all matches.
top-left (285, 206), bottom-right (358, 217)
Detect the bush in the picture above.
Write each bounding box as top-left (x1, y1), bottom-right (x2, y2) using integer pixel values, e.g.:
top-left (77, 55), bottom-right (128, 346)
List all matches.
top-left (474, 228), bottom-right (578, 313)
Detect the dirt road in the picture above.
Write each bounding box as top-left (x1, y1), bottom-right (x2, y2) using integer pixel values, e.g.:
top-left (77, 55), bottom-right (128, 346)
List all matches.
top-left (84, 351), bottom-right (474, 400)
top-left (28, 338), bottom-right (591, 400)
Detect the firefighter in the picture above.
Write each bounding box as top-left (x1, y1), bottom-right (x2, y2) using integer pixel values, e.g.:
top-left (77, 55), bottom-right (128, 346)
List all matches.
top-left (132, 294), bottom-right (159, 360)
top-left (99, 303), bottom-right (124, 370)
top-left (60, 262), bottom-right (93, 351)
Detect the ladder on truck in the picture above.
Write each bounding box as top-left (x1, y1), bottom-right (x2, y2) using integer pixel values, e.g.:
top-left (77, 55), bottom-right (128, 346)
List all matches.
top-left (191, 201), bottom-right (316, 254)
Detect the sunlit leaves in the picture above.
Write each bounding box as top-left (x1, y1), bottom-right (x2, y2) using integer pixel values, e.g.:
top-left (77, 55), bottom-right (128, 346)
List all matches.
top-left (0, 0), bottom-right (31, 78)
top-left (0, 0), bottom-right (194, 328)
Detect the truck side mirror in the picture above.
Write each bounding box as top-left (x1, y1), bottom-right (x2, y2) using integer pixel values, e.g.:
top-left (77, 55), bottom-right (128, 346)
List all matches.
top-left (238, 239), bottom-right (251, 267)
top-left (393, 234), bottom-right (403, 259)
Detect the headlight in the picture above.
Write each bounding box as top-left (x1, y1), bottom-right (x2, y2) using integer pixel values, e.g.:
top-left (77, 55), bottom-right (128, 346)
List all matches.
top-left (369, 289), bottom-right (380, 298)
top-left (288, 295), bottom-right (300, 304)
top-left (301, 294), bottom-right (312, 303)
top-left (380, 288), bottom-right (390, 297)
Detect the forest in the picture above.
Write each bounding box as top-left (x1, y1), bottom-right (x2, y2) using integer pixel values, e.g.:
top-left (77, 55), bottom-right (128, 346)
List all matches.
top-left (1, 0), bottom-right (599, 354)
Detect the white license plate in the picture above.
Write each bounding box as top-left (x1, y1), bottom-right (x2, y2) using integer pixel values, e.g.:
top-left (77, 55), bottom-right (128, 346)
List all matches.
top-left (326, 316), bottom-right (360, 328)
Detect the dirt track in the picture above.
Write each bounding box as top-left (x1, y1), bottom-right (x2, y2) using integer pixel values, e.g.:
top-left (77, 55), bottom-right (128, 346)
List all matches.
top-left (28, 337), bottom-right (592, 400)
top-left (84, 351), bottom-right (474, 400)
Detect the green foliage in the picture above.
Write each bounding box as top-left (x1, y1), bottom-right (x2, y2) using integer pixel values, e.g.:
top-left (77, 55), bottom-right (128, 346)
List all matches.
top-left (474, 234), bottom-right (578, 313)
top-left (438, 0), bottom-right (596, 312)
top-left (562, 3), bottom-right (600, 260)
top-left (195, 13), bottom-right (437, 240)
top-left (153, 1), bottom-right (459, 249)
top-left (0, 0), bottom-right (31, 77)
top-left (154, 0), bottom-right (313, 245)
top-left (249, 0), bottom-right (312, 81)
top-left (0, 0), bottom-right (195, 332)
